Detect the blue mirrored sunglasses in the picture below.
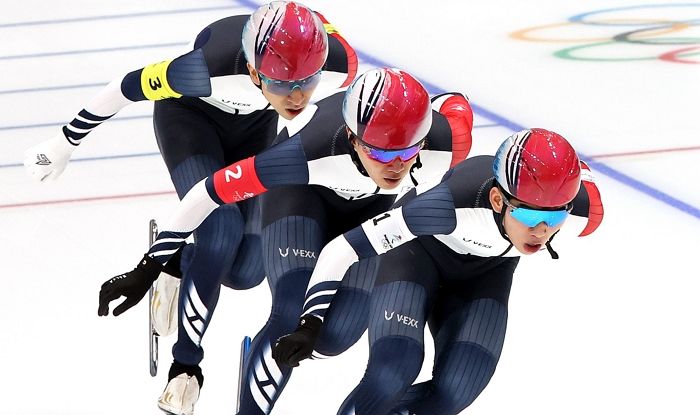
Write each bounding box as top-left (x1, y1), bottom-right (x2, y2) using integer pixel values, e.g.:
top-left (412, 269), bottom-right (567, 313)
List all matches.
top-left (259, 70), bottom-right (322, 96)
top-left (360, 141), bottom-right (422, 163)
top-left (502, 197), bottom-right (571, 227)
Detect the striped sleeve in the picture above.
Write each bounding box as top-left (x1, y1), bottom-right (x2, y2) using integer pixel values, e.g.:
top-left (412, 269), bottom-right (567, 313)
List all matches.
top-left (301, 185), bottom-right (458, 320)
top-left (301, 207), bottom-right (416, 320)
top-left (302, 235), bottom-right (360, 320)
top-left (146, 180), bottom-right (220, 265)
top-left (61, 78), bottom-right (126, 145)
top-left (62, 49), bottom-right (210, 145)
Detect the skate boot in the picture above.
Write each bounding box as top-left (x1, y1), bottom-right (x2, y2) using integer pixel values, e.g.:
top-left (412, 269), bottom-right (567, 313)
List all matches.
top-left (158, 360), bottom-right (203, 415)
top-left (151, 248), bottom-right (183, 336)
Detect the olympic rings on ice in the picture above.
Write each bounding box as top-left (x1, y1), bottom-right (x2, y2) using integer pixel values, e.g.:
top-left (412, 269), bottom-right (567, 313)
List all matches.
top-left (510, 4), bottom-right (700, 64)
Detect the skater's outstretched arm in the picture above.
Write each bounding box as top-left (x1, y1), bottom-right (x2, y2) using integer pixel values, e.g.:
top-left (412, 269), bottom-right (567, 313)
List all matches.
top-left (272, 178), bottom-right (458, 367)
top-left (23, 49), bottom-right (211, 182)
top-left (97, 135), bottom-right (310, 317)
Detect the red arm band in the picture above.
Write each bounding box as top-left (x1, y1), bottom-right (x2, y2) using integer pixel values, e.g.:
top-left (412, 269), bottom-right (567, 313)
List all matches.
top-left (439, 94), bottom-right (474, 167)
top-left (212, 156), bottom-right (268, 204)
top-left (578, 160), bottom-right (604, 237)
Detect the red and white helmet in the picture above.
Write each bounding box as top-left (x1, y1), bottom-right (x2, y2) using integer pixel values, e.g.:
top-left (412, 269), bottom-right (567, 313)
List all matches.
top-left (342, 68), bottom-right (432, 150)
top-left (242, 1), bottom-right (328, 80)
top-left (493, 128), bottom-right (581, 207)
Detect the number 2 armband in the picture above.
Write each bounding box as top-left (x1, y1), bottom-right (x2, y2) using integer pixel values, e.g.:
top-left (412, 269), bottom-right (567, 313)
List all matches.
top-left (359, 207), bottom-right (417, 255)
top-left (207, 157), bottom-right (268, 204)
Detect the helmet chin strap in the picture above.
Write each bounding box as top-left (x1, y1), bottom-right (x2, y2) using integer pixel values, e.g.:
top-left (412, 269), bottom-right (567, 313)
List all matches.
top-left (408, 154), bottom-right (422, 186)
top-left (248, 67), bottom-right (265, 94)
top-left (493, 202), bottom-right (514, 257)
top-left (251, 74), bottom-right (271, 111)
top-left (349, 146), bottom-right (369, 177)
top-left (347, 132), bottom-right (371, 177)
top-left (545, 233), bottom-right (560, 260)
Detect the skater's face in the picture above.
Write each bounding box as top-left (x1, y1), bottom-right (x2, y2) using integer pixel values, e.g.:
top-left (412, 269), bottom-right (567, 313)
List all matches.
top-left (489, 187), bottom-right (568, 255)
top-left (248, 64), bottom-right (318, 120)
top-left (349, 131), bottom-right (421, 190)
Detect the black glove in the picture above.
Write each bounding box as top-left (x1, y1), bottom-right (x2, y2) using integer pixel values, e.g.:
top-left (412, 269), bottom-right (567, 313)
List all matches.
top-left (272, 315), bottom-right (323, 368)
top-left (98, 254), bottom-right (163, 317)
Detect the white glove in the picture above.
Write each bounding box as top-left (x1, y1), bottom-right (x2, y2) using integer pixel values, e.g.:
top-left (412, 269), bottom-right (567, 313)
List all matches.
top-left (23, 132), bottom-right (77, 182)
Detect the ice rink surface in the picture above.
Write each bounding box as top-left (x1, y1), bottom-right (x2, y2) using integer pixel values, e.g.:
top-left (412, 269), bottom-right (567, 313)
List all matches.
top-left (1, 1), bottom-right (699, 414)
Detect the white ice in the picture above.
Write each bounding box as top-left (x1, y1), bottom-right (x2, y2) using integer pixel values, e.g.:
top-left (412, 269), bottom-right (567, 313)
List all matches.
top-left (1, 1), bottom-right (699, 414)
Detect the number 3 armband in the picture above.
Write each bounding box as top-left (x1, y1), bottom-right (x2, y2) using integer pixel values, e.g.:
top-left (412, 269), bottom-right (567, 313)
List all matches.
top-left (140, 60), bottom-right (183, 100)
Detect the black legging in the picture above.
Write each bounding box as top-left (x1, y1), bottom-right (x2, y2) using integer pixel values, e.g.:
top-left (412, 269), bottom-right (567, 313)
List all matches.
top-left (152, 97), bottom-right (275, 365)
top-left (337, 237), bottom-right (518, 415)
top-left (237, 184), bottom-right (395, 415)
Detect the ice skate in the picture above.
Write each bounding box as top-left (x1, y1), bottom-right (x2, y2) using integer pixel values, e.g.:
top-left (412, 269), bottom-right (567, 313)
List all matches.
top-left (158, 361), bottom-right (203, 415)
top-left (151, 271), bottom-right (181, 336)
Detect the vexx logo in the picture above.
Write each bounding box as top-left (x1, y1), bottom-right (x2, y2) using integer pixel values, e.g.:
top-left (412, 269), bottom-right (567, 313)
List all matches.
top-left (384, 310), bottom-right (419, 328)
top-left (462, 238), bottom-right (492, 249)
top-left (278, 247), bottom-right (316, 258)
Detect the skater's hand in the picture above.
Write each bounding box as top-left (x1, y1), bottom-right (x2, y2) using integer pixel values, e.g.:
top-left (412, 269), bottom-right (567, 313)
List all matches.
top-left (272, 315), bottom-right (323, 367)
top-left (98, 254), bottom-right (162, 317)
top-left (23, 132), bottom-right (76, 182)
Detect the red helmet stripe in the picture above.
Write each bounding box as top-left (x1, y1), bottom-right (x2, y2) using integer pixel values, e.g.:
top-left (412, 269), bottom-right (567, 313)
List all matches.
top-left (494, 129), bottom-right (581, 207)
top-left (245, 2), bottom-right (329, 81)
top-left (343, 68), bottom-right (431, 149)
top-left (363, 71), bottom-right (429, 149)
